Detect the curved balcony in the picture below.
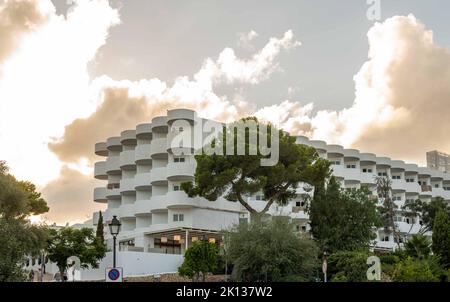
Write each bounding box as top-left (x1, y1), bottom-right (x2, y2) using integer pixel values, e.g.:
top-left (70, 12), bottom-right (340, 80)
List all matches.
top-left (134, 199), bottom-right (152, 216)
top-left (104, 208), bottom-right (119, 221)
top-left (432, 187), bottom-right (445, 198)
top-left (360, 153), bottom-right (377, 164)
top-left (106, 136), bottom-right (122, 152)
top-left (295, 136), bottom-right (310, 145)
top-left (326, 144), bottom-right (344, 157)
top-left (94, 161), bottom-right (107, 180)
top-left (151, 116), bottom-right (168, 133)
top-left (331, 165), bottom-right (346, 179)
top-left (342, 168), bottom-right (361, 182)
top-left (134, 172), bottom-right (152, 190)
top-left (95, 142), bottom-right (108, 156)
top-left (151, 167), bottom-right (167, 185)
top-left (119, 204), bottom-right (136, 219)
top-left (308, 140), bottom-right (327, 153)
top-left (120, 150), bottom-right (136, 170)
top-left (166, 131), bottom-right (194, 155)
top-left (93, 187), bottom-right (107, 203)
top-left (376, 157), bottom-right (391, 167)
top-left (360, 173), bottom-right (376, 185)
top-left (443, 189), bottom-right (450, 201)
top-left (390, 160), bottom-right (406, 171)
top-left (136, 123), bottom-right (152, 140)
top-left (120, 130), bottom-right (137, 146)
top-left (166, 191), bottom-right (200, 209)
top-left (150, 138), bottom-right (168, 159)
top-left (106, 188), bottom-right (121, 199)
top-left (167, 108), bottom-right (197, 124)
top-left (343, 149), bottom-right (360, 160)
top-left (120, 178), bottom-right (136, 195)
top-left (419, 184), bottom-right (433, 197)
top-left (405, 182), bottom-right (421, 193)
top-left (391, 179), bottom-right (406, 192)
top-left (150, 195), bottom-right (168, 213)
top-left (167, 162), bottom-right (195, 181)
top-left (418, 167), bottom-right (432, 177)
top-left (404, 164), bottom-right (419, 174)
top-left (106, 156), bottom-right (121, 175)
top-left (135, 144), bottom-right (152, 164)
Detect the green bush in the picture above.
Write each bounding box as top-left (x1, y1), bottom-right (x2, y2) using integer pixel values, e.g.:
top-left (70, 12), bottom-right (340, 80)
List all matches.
top-left (327, 250), bottom-right (373, 282)
top-left (392, 257), bottom-right (441, 282)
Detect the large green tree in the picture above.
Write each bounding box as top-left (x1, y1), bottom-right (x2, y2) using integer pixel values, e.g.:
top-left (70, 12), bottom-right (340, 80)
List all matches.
top-left (432, 210), bottom-right (450, 269)
top-left (309, 177), bottom-right (381, 253)
top-left (376, 176), bottom-right (401, 248)
top-left (182, 118), bottom-right (330, 216)
top-left (403, 197), bottom-right (450, 233)
top-left (404, 234), bottom-right (431, 259)
top-left (178, 240), bottom-right (220, 282)
top-left (226, 217), bottom-right (319, 282)
top-left (46, 227), bottom-right (106, 277)
top-left (0, 161), bottom-right (50, 281)
top-left (95, 211), bottom-right (104, 245)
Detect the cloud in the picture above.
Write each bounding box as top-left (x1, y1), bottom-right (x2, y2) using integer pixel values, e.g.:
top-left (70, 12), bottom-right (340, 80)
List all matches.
top-left (254, 15), bottom-right (450, 165)
top-left (49, 30), bottom-right (301, 163)
top-left (237, 30), bottom-right (258, 50)
top-left (0, 0), bottom-right (51, 63)
top-left (41, 166), bottom-right (104, 225)
top-left (0, 0), bottom-right (120, 185)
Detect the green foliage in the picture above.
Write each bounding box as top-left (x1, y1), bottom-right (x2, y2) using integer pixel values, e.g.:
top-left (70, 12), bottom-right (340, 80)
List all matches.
top-left (0, 164), bottom-right (49, 218)
top-left (226, 217), bottom-right (319, 282)
top-left (392, 257), bottom-right (441, 282)
top-left (0, 218), bottom-right (49, 281)
top-left (309, 177), bottom-right (381, 253)
top-left (403, 197), bottom-right (450, 233)
top-left (0, 161), bottom-right (50, 281)
top-left (404, 234), bottom-right (431, 259)
top-left (178, 240), bottom-right (219, 281)
top-left (327, 250), bottom-right (373, 282)
top-left (432, 210), bottom-right (450, 269)
top-left (182, 118), bottom-right (330, 215)
top-left (95, 211), bottom-right (105, 245)
top-left (46, 227), bottom-right (106, 275)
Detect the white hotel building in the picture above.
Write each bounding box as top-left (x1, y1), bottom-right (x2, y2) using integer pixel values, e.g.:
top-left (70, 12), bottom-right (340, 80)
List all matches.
top-left (93, 108), bottom-right (450, 256)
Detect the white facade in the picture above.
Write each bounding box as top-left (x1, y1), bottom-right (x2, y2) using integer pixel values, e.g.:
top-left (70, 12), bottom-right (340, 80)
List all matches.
top-left (93, 108), bottom-right (450, 259)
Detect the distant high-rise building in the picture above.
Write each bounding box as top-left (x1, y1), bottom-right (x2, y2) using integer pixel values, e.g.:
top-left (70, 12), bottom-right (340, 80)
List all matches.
top-left (427, 150), bottom-right (450, 173)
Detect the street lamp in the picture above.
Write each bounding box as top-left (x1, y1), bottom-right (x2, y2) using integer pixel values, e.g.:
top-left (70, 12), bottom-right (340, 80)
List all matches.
top-left (108, 216), bottom-right (121, 268)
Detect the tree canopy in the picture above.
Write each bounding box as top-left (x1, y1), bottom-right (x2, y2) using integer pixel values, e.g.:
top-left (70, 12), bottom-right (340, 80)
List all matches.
top-left (226, 217), bottom-right (319, 282)
top-left (178, 240), bottom-right (220, 281)
top-left (182, 118), bottom-right (330, 215)
top-left (309, 177), bottom-right (381, 253)
top-left (432, 210), bottom-right (450, 269)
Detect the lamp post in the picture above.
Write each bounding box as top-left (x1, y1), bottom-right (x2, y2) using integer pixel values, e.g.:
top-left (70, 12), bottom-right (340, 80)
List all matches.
top-left (108, 216), bottom-right (121, 268)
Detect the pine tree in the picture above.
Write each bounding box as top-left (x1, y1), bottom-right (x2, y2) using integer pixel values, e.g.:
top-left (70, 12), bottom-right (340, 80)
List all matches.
top-left (95, 211), bottom-right (104, 244)
top-left (432, 210), bottom-right (450, 269)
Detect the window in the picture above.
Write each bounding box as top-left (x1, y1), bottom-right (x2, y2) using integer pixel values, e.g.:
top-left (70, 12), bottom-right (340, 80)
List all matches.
top-left (174, 157), bottom-right (186, 163)
top-left (332, 161), bottom-right (341, 165)
top-left (406, 178), bottom-right (415, 183)
top-left (255, 195), bottom-right (264, 201)
top-left (296, 201), bottom-right (305, 207)
top-left (392, 175), bottom-right (401, 180)
top-left (346, 164), bottom-right (356, 169)
top-left (362, 168), bottom-right (373, 173)
top-left (434, 184), bottom-right (439, 188)
top-left (381, 236), bottom-right (390, 242)
top-left (173, 185), bottom-right (180, 191)
top-left (378, 172), bottom-right (387, 177)
top-left (173, 214), bottom-right (184, 222)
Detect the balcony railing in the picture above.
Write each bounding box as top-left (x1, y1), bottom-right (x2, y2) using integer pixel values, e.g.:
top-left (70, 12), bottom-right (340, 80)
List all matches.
top-left (421, 185), bottom-right (432, 192)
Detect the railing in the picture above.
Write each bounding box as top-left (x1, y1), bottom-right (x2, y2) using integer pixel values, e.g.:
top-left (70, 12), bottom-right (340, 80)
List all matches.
top-left (421, 185), bottom-right (432, 192)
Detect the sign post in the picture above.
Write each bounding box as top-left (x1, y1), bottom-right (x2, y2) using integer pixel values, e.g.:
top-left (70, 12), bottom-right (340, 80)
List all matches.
top-left (106, 267), bottom-right (123, 282)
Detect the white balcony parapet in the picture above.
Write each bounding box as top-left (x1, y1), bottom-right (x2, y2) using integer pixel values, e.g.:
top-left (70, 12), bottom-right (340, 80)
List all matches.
top-left (119, 204), bottom-right (136, 218)
top-left (120, 178), bottom-right (136, 195)
top-left (150, 138), bottom-right (168, 159)
top-left (106, 136), bottom-right (122, 152)
top-left (106, 156), bottom-right (121, 174)
top-left (93, 187), bottom-right (107, 203)
top-left (94, 161), bottom-right (107, 180)
top-left (121, 130), bottom-right (137, 146)
top-left (134, 173), bottom-right (152, 190)
top-left (106, 188), bottom-right (121, 199)
top-left (136, 123), bottom-right (152, 139)
top-left (166, 162), bottom-right (195, 180)
top-left (151, 167), bottom-right (167, 185)
top-left (95, 142), bottom-right (108, 156)
top-left (120, 150), bottom-right (136, 170)
top-left (104, 208), bottom-right (119, 221)
top-left (167, 108), bottom-right (197, 124)
top-left (151, 116), bottom-right (168, 133)
top-left (150, 195), bottom-right (168, 213)
top-left (135, 144), bottom-right (152, 164)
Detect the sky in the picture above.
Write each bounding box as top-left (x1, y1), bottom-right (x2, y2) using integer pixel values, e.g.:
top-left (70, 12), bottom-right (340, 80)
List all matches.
top-left (0, 0), bottom-right (449, 224)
